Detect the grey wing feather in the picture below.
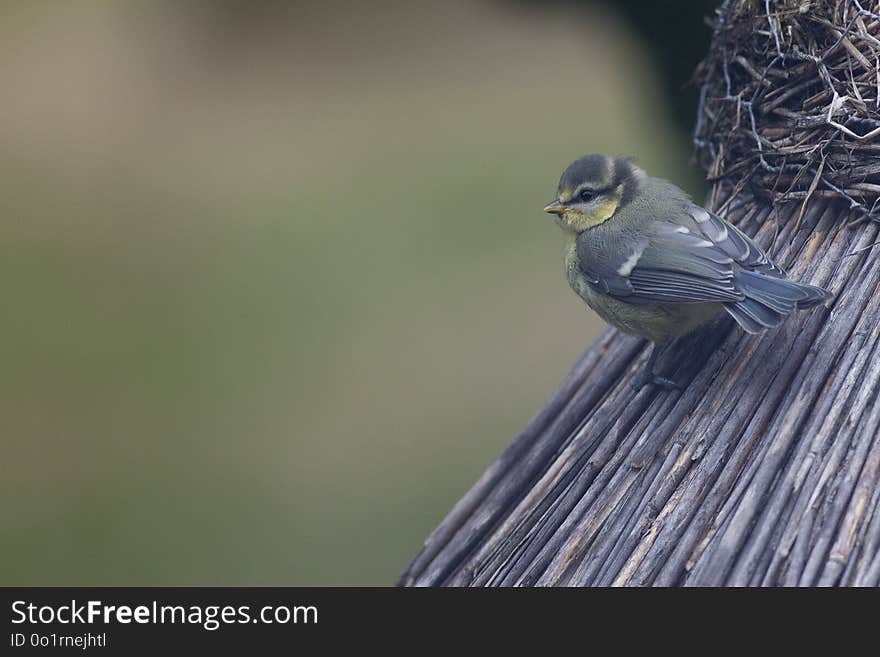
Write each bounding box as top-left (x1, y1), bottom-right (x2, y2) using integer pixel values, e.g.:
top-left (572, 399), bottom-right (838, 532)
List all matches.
top-left (577, 205), bottom-right (778, 305)
top-left (684, 207), bottom-right (783, 276)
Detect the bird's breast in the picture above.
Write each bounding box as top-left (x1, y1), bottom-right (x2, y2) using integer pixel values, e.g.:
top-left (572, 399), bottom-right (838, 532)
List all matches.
top-left (563, 238), bottom-right (589, 297)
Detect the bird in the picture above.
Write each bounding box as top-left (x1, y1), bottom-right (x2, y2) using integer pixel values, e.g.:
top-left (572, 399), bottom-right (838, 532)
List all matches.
top-left (543, 154), bottom-right (833, 391)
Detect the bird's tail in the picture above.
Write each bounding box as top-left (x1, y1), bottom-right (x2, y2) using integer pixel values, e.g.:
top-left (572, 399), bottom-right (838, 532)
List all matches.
top-left (723, 270), bottom-right (832, 334)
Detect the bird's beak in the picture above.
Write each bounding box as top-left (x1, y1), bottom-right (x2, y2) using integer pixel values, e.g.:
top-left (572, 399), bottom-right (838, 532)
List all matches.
top-left (543, 199), bottom-right (566, 215)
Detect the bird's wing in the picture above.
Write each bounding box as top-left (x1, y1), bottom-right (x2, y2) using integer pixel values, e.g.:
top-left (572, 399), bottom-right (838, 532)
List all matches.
top-left (577, 206), bottom-right (781, 305)
top-left (684, 206), bottom-right (783, 276)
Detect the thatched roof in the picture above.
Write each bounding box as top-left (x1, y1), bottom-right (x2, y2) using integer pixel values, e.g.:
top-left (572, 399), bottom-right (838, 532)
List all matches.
top-left (696, 0), bottom-right (880, 229)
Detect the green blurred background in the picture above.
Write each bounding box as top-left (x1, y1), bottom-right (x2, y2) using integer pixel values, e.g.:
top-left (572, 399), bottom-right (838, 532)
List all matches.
top-left (1, 0), bottom-right (715, 585)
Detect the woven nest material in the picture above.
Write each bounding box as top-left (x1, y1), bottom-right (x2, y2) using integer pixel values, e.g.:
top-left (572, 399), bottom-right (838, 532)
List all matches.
top-left (694, 0), bottom-right (880, 224)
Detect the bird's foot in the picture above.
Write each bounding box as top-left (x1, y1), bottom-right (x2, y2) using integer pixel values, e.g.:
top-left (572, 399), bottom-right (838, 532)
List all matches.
top-left (631, 371), bottom-right (682, 392)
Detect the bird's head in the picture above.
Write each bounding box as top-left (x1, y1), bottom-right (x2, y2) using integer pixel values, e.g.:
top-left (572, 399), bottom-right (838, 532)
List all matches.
top-left (544, 154), bottom-right (642, 233)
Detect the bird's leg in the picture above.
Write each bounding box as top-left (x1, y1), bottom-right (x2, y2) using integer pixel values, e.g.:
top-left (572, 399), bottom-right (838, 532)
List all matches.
top-left (632, 341), bottom-right (681, 392)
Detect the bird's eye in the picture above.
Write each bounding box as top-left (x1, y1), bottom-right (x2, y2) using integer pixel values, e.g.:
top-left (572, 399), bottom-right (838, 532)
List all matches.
top-left (579, 189), bottom-right (595, 202)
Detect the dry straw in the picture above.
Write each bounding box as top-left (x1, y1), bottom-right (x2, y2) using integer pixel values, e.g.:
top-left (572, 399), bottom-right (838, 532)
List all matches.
top-left (695, 0), bottom-right (880, 227)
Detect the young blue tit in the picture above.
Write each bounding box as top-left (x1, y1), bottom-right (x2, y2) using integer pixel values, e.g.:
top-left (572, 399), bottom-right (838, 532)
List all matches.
top-left (544, 154), bottom-right (832, 391)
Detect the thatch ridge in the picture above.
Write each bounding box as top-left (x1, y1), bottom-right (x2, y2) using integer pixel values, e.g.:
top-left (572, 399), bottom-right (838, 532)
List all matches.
top-left (695, 0), bottom-right (880, 227)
